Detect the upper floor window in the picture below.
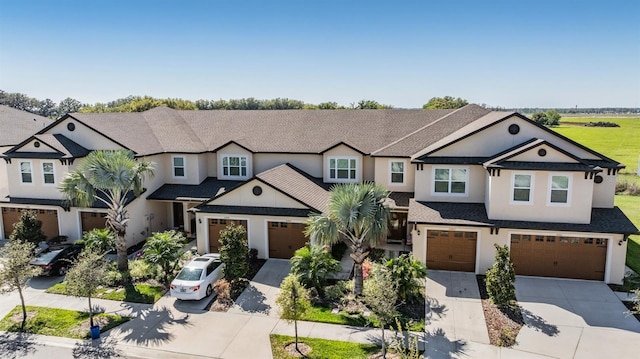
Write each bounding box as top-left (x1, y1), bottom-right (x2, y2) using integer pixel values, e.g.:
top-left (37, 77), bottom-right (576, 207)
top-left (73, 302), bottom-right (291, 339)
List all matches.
top-left (549, 175), bottom-right (570, 204)
top-left (42, 162), bottom-right (55, 184)
top-left (390, 161), bottom-right (405, 184)
top-left (512, 174), bottom-right (533, 203)
top-left (222, 155), bottom-right (247, 177)
top-left (173, 156), bottom-right (185, 177)
top-left (433, 167), bottom-right (467, 195)
top-left (329, 157), bottom-right (357, 181)
top-left (20, 162), bottom-right (32, 183)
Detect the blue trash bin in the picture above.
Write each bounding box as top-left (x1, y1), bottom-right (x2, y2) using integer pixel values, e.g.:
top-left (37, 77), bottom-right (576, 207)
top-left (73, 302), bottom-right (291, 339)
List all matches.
top-left (90, 325), bottom-right (100, 339)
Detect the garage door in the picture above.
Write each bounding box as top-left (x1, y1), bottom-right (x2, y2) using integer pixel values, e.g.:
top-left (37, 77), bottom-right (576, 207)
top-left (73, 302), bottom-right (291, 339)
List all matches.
top-left (510, 234), bottom-right (606, 280)
top-left (1, 207), bottom-right (59, 240)
top-left (426, 230), bottom-right (477, 272)
top-left (80, 212), bottom-right (108, 233)
top-left (208, 219), bottom-right (247, 253)
top-left (268, 222), bottom-right (308, 259)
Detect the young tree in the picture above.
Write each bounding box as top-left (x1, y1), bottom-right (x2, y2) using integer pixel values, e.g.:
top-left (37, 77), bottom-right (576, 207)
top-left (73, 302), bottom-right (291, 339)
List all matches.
top-left (219, 223), bottom-right (249, 281)
top-left (80, 228), bottom-right (116, 254)
top-left (142, 230), bottom-right (186, 285)
top-left (276, 274), bottom-right (310, 355)
top-left (64, 249), bottom-right (107, 329)
top-left (363, 264), bottom-right (398, 359)
top-left (290, 244), bottom-right (340, 295)
top-left (59, 149), bottom-right (154, 271)
top-left (9, 210), bottom-right (46, 246)
top-left (545, 110), bottom-right (561, 126)
top-left (306, 182), bottom-right (390, 296)
top-left (485, 244), bottom-right (516, 308)
top-left (385, 254), bottom-right (427, 303)
top-left (0, 240), bottom-right (41, 331)
top-left (531, 112), bottom-right (548, 126)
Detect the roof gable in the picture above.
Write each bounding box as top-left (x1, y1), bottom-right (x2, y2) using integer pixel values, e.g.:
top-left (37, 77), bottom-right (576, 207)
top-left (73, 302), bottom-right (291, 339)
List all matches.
top-left (3, 134), bottom-right (89, 159)
top-left (0, 105), bottom-right (54, 147)
top-left (39, 115), bottom-right (131, 152)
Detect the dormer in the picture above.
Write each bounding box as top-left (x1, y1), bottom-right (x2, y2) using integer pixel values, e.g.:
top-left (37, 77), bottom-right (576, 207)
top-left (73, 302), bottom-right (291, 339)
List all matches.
top-left (321, 142), bottom-right (364, 183)
top-left (214, 141), bottom-right (254, 181)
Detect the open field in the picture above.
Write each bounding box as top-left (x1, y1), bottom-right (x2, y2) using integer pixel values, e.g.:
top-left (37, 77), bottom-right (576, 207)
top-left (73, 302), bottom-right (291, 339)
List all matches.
top-left (615, 195), bottom-right (640, 273)
top-left (554, 117), bottom-right (640, 173)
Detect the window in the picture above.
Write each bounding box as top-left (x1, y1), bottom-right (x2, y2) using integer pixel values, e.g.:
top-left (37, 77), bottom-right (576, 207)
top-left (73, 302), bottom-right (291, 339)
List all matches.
top-left (433, 167), bottom-right (467, 194)
top-left (173, 156), bottom-right (185, 177)
top-left (390, 161), bottom-right (405, 184)
top-left (329, 157), bottom-right (357, 181)
top-left (512, 174), bottom-right (532, 202)
top-left (222, 156), bottom-right (247, 177)
top-left (42, 162), bottom-right (54, 184)
top-left (20, 162), bottom-right (32, 183)
top-left (549, 175), bottom-right (570, 204)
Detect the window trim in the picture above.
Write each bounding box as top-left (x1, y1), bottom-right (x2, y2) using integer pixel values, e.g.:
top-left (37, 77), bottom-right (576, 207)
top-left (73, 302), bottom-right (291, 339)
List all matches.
top-left (389, 160), bottom-right (406, 186)
top-left (172, 155), bottom-right (186, 178)
top-left (19, 161), bottom-right (33, 184)
top-left (327, 156), bottom-right (359, 183)
top-left (510, 172), bottom-right (534, 205)
top-left (220, 154), bottom-right (249, 179)
top-left (547, 173), bottom-right (571, 206)
top-left (431, 166), bottom-right (469, 196)
top-left (42, 162), bottom-right (55, 185)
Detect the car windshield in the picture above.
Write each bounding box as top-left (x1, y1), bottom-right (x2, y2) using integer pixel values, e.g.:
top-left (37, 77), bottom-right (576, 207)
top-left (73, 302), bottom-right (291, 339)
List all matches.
top-left (34, 249), bottom-right (63, 263)
top-left (175, 268), bottom-right (203, 281)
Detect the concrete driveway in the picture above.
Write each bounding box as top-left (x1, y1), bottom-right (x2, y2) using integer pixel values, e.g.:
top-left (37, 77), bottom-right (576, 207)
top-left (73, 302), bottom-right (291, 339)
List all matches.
top-left (513, 276), bottom-right (640, 359)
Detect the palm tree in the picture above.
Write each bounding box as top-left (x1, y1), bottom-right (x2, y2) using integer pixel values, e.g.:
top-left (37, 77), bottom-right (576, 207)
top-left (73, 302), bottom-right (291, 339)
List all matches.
top-left (59, 150), bottom-right (154, 271)
top-left (305, 182), bottom-right (390, 296)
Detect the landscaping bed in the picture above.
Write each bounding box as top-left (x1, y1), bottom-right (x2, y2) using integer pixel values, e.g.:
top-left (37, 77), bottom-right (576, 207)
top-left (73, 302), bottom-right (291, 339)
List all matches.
top-left (47, 282), bottom-right (165, 304)
top-left (270, 334), bottom-right (379, 359)
top-left (476, 275), bottom-right (524, 346)
top-left (0, 306), bottom-right (130, 339)
top-left (209, 258), bottom-right (266, 311)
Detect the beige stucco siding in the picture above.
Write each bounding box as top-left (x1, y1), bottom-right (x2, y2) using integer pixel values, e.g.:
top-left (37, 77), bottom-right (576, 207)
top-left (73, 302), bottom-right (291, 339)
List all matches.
top-left (592, 173), bottom-right (616, 208)
top-left (485, 170), bottom-right (593, 224)
top-left (362, 156), bottom-right (375, 182)
top-left (508, 145), bottom-right (579, 163)
top-left (208, 179), bottom-right (307, 209)
top-left (14, 139), bottom-right (58, 153)
top-left (254, 153), bottom-right (323, 178)
top-left (194, 213), bottom-right (308, 259)
top-left (43, 118), bottom-right (124, 150)
top-left (432, 116), bottom-right (599, 160)
top-left (206, 153), bottom-right (218, 178)
top-left (374, 158), bottom-right (415, 193)
top-left (0, 146), bottom-right (11, 200)
top-left (6, 160), bottom-right (68, 199)
top-left (160, 153), bottom-right (202, 185)
top-left (322, 145), bottom-right (363, 183)
top-left (216, 143), bottom-right (253, 180)
top-left (413, 164), bottom-right (485, 203)
top-left (197, 154), bottom-right (208, 183)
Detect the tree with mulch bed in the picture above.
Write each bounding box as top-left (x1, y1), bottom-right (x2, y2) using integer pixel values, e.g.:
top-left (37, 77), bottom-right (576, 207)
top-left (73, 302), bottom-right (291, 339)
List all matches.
top-left (0, 240), bottom-right (41, 331)
top-left (276, 274), bottom-right (311, 356)
top-left (479, 244), bottom-right (523, 346)
top-left (363, 263), bottom-right (398, 358)
top-left (64, 248), bottom-right (108, 331)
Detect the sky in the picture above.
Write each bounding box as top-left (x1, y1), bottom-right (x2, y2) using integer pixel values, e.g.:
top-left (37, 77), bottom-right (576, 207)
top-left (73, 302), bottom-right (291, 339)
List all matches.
top-left (0, 0), bottom-right (639, 108)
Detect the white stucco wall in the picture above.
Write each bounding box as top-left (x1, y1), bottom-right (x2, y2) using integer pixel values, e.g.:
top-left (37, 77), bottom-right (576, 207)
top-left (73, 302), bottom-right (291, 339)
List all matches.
top-left (374, 157), bottom-right (415, 193)
top-left (592, 173), bottom-right (616, 208)
top-left (43, 118), bottom-right (124, 150)
top-left (414, 164), bottom-right (486, 203)
top-left (208, 179), bottom-right (307, 209)
top-left (6, 159), bottom-right (68, 199)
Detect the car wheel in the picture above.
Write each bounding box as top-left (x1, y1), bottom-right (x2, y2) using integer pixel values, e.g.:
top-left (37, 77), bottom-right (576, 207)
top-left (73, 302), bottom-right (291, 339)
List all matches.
top-left (58, 266), bottom-right (68, 276)
top-left (206, 285), bottom-right (213, 297)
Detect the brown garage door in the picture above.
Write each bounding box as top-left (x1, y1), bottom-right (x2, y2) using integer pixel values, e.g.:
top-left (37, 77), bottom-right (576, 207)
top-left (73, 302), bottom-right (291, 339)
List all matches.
top-left (208, 219), bottom-right (247, 253)
top-left (426, 230), bottom-right (477, 272)
top-left (1, 207), bottom-right (59, 240)
top-left (510, 234), bottom-right (606, 280)
top-left (268, 222), bottom-right (308, 259)
top-left (81, 212), bottom-right (108, 233)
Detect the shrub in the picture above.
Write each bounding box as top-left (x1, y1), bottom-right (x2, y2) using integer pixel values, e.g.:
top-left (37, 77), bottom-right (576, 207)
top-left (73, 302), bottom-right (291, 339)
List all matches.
top-left (219, 223), bottom-right (249, 281)
top-left (248, 248), bottom-right (259, 262)
top-left (214, 279), bottom-right (232, 302)
top-left (485, 244), bottom-right (516, 308)
top-left (616, 181), bottom-right (640, 195)
top-left (584, 121), bottom-right (620, 127)
top-left (324, 281), bottom-right (350, 302)
top-left (129, 259), bottom-right (156, 282)
top-left (368, 248), bottom-right (386, 263)
top-left (385, 254), bottom-right (427, 303)
top-left (143, 230), bottom-right (186, 285)
top-left (362, 259), bottom-right (373, 279)
top-left (290, 244), bottom-right (340, 295)
top-left (80, 228), bottom-right (116, 254)
top-left (9, 210), bottom-right (45, 246)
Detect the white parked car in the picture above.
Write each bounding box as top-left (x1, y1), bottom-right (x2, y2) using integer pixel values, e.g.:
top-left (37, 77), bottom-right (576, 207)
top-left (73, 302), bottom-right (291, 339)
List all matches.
top-left (170, 253), bottom-right (224, 300)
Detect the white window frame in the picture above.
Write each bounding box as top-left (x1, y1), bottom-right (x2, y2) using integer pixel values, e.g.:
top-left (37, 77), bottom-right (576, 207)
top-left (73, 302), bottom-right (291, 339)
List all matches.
top-left (547, 173), bottom-right (571, 206)
top-left (42, 162), bottom-right (55, 185)
top-left (328, 156), bottom-right (359, 182)
top-left (19, 161), bottom-right (33, 184)
top-left (510, 172), bottom-right (534, 204)
top-left (172, 156), bottom-right (186, 178)
top-left (221, 155), bottom-right (249, 179)
top-left (389, 160), bottom-right (406, 185)
top-left (431, 166), bottom-right (468, 196)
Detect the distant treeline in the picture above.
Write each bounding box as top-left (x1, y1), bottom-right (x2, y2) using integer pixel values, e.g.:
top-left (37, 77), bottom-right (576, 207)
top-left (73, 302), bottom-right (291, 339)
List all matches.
top-left (489, 106), bottom-right (640, 115)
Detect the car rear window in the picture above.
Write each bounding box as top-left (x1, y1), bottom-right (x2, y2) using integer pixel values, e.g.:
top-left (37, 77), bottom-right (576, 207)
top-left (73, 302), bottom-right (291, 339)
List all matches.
top-left (35, 249), bottom-right (63, 263)
top-left (175, 268), bottom-right (203, 281)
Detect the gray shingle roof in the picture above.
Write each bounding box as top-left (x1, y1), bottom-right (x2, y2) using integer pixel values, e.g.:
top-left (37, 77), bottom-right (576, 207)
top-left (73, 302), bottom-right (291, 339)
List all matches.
top-left (63, 105), bottom-right (491, 156)
top-left (147, 177), bottom-right (243, 201)
top-left (0, 105), bottom-right (53, 146)
top-left (408, 200), bottom-right (639, 235)
top-left (255, 164), bottom-right (329, 213)
top-left (195, 205), bottom-right (314, 217)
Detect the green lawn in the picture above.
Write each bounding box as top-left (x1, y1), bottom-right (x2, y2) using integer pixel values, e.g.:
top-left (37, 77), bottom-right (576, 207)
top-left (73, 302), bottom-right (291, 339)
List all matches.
top-left (47, 282), bottom-right (165, 304)
top-left (553, 117), bottom-right (640, 173)
top-left (0, 306), bottom-right (130, 339)
top-left (616, 195), bottom-right (640, 273)
top-left (301, 303), bottom-right (424, 331)
top-left (270, 334), bottom-right (380, 359)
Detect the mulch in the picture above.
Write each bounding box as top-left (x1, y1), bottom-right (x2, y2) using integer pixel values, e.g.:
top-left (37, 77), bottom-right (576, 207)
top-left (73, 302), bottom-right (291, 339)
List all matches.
top-left (476, 275), bottom-right (524, 347)
top-left (208, 259), bottom-right (266, 312)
